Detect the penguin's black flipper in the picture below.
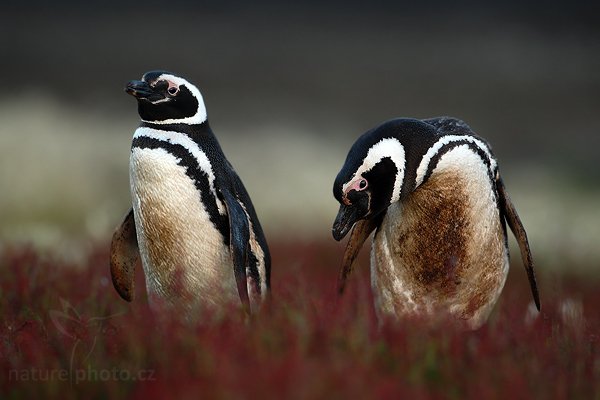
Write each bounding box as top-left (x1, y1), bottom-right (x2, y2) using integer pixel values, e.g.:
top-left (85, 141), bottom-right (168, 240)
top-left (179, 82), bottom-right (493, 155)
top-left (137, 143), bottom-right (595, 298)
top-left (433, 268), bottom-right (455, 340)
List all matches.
top-left (496, 175), bottom-right (541, 311)
top-left (110, 208), bottom-right (139, 302)
top-left (221, 189), bottom-right (251, 313)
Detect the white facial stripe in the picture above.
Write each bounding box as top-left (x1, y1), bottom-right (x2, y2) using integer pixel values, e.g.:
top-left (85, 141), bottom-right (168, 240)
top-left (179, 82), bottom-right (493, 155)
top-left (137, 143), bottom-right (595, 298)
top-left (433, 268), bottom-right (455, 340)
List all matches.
top-left (134, 127), bottom-right (226, 215)
top-left (343, 138), bottom-right (406, 204)
top-left (150, 97), bottom-right (171, 105)
top-left (142, 74), bottom-right (208, 125)
top-left (415, 135), bottom-right (496, 188)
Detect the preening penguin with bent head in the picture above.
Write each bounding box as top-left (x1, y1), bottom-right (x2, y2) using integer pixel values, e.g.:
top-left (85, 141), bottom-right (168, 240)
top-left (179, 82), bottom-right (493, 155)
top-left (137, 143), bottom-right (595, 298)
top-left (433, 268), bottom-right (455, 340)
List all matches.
top-left (332, 117), bottom-right (539, 329)
top-left (110, 70), bottom-right (271, 315)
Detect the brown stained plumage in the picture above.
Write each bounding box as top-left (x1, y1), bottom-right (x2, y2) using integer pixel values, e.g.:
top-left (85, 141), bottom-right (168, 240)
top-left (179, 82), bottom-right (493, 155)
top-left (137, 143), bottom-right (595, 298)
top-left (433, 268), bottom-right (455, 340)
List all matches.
top-left (138, 196), bottom-right (195, 304)
top-left (139, 199), bottom-right (173, 272)
top-left (373, 167), bottom-right (508, 328)
top-left (129, 147), bottom-right (239, 313)
top-left (403, 181), bottom-right (469, 294)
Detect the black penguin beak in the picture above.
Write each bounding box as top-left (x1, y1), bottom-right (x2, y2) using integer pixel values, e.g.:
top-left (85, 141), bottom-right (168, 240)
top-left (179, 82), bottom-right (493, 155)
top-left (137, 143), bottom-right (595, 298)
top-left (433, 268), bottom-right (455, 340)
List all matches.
top-left (125, 80), bottom-right (159, 100)
top-left (332, 204), bottom-right (360, 241)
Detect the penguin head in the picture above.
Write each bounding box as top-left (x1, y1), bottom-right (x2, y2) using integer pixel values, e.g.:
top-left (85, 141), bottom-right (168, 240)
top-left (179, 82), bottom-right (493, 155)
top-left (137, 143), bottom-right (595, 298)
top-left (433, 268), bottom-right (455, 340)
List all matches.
top-left (125, 71), bottom-right (207, 124)
top-left (332, 119), bottom-right (433, 241)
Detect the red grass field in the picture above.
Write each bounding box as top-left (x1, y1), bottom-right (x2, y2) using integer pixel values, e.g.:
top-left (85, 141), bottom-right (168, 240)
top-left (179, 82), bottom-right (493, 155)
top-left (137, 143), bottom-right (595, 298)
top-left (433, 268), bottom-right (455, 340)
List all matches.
top-left (1, 241), bottom-right (598, 399)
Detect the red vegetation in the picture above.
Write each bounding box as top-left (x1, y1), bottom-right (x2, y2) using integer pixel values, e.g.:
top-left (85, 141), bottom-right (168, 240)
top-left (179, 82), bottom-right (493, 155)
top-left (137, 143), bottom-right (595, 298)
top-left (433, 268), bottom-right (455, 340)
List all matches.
top-left (1, 241), bottom-right (598, 399)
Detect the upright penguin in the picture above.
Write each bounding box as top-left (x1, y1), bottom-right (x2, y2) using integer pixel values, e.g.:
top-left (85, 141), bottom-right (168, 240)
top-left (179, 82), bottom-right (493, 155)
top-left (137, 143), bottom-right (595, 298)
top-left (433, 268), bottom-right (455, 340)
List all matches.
top-left (110, 71), bottom-right (271, 313)
top-left (332, 117), bottom-right (539, 329)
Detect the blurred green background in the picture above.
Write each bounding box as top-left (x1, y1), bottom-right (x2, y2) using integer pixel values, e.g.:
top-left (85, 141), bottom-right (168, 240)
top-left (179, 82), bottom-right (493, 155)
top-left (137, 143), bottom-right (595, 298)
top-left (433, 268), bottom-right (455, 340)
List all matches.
top-left (1, 2), bottom-right (599, 268)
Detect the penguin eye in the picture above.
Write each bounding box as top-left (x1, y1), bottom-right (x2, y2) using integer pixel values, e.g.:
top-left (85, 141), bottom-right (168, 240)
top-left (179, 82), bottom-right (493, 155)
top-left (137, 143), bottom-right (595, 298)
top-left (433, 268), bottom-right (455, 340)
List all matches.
top-left (167, 86), bottom-right (179, 96)
top-left (344, 177), bottom-right (369, 196)
top-left (349, 178), bottom-right (368, 192)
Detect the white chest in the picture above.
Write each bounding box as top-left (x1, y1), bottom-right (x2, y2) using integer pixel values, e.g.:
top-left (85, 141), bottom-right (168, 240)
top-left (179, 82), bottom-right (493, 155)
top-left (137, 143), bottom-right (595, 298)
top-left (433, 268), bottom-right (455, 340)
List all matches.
top-left (129, 146), bottom-right (236, 308)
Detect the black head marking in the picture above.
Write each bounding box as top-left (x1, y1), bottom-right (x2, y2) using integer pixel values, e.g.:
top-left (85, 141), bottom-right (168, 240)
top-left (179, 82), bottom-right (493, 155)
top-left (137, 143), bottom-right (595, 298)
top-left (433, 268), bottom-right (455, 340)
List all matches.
top-left (333, 119), bottom-right (440, 201)
top-left (126, 70), bottom-right (206, 124)
top-left (332, 118), bottom-right (450, 240)
top-left (362, 157), bottom-right (397, 216)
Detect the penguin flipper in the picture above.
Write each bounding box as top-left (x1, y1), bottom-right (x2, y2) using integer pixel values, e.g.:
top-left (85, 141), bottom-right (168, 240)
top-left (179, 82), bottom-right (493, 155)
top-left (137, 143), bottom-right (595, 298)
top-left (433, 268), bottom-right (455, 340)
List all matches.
top-left (221, 189), bottom-right (252, 313)
top-left (496, 175), bottom-right (541, 311)
top-left (110, 208), bottom-right (139, 302)
top-left (338, 217), bottom-right (378, 295)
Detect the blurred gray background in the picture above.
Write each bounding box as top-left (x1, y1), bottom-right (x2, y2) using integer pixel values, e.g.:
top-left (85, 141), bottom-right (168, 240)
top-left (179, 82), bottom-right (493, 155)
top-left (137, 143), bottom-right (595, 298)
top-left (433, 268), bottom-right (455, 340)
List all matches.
top-left (1, 1), bottom-right (599, 268)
